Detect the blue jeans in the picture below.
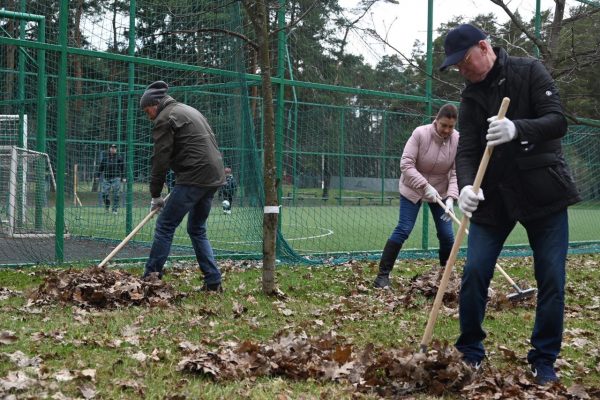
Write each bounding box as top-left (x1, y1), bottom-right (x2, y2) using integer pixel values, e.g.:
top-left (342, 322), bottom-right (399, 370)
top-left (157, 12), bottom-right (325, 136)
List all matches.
top-left (144, 185), bottom-right (221, 285)
top-left (455, 209), bottom-right (568, 365)
top-left (389, 195), bottom-right (454, 266)
top-left (102, 177), bottom-right (122, 211)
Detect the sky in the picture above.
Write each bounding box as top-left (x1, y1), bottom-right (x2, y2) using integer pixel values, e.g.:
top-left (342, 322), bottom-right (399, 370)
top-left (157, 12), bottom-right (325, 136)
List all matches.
top-left (338, 0), bottom-right (563, 64)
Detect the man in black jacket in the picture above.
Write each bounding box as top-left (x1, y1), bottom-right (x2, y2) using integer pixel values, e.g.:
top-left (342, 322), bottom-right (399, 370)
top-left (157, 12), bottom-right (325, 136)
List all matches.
top-left (140, 81), bottom-right (226, 291)
top-left (440, 24), bottom-right (580, 385)
top-left (96, 144), bottom-right (125, 214)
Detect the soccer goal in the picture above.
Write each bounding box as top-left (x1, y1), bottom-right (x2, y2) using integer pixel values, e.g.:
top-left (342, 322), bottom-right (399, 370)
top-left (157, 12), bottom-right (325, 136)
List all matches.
top-left (0, 145), bottom-right (57, 237)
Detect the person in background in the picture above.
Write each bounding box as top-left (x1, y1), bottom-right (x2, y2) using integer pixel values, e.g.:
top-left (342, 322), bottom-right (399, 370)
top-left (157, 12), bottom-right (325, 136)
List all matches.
top-left (96, 143), bottom-right (125, 214)
top-left (140, 80), bottom-right (226, 292)
top-left (439, 24), bottom-right (581, 384)
top-left (373, 104), bottom-right (459, 288)
top-left (219, 167), bottom-right (237, 214)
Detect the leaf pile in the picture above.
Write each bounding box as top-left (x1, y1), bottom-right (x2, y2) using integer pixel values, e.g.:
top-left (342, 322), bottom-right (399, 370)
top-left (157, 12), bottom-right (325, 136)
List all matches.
top-left (27, 266), bottom-right (184, 309)
top-left (460, 369), bottom-right (599, 399)
top-left (406, 265), bottom-right (535, 310)
top-left (177, 330), bottom-right (475, 397)
top-left (0, 347), bottom-right (99, 399)
top-left (177, 329), bottom-right (598, 399)
top-left (407, 266), bottom-right (462, 306)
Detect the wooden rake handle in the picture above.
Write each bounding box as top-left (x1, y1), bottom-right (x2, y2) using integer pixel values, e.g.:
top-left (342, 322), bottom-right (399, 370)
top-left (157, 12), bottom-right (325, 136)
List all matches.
top-left (98, 194), bottom-right (171, 268)
top-left (434, 197), bottom-right (520, 290)
top-left (419, 97), bottom-right (510, 352)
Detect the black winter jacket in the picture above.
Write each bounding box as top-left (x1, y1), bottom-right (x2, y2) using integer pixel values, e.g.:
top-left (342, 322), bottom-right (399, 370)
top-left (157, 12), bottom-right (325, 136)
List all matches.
top-left (456, 48), bottom-right (580, 224)
top-left (149, 96), bottom-right (226, 198)
top-left (97, 153), bottom-right (124, 180)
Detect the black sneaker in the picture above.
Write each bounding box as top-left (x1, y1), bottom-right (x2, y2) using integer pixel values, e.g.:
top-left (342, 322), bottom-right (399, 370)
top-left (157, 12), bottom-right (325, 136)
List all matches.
top-left (373, 273), bottom-right (391, 288)
top-left (199, 282), bottom-right (223, 293)
top-left (531, 362), bottom-right (558, 385)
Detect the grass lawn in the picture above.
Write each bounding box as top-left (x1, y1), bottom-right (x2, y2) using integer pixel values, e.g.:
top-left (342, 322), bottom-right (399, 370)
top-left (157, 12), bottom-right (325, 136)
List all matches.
top-left (0, 254), bottom-right (599, 399)
top-left (59, 203), bottom-right (600, 256)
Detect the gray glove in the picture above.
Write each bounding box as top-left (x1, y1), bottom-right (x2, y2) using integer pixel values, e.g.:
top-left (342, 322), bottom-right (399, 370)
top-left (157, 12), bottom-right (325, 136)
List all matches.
top-left (150, 197), bottom-right (164, 212)
top-left (440, 198), bottom-right (455, 222)
top-left (423, 184), bottom-right (440, 203)
top-left (458, 185), bottom-right (484, 218)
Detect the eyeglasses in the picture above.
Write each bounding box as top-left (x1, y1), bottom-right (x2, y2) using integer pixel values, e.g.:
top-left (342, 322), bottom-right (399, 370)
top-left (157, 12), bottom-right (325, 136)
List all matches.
top-left (450, 46), bottom-right (476, 71)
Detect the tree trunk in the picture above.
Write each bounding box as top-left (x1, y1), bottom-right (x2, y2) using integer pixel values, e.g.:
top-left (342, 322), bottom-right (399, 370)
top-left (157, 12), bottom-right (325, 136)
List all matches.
top-left (545, 0), bottom-right (566, 71)
top-left (111, 0), bottom-right (119, 51)
top-left (243, 0), bottom-right (278, 295)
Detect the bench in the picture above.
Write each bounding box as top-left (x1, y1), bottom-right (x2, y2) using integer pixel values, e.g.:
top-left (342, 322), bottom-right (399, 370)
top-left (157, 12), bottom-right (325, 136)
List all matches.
top-left (366, 196), bottom-right (396, 205)
top-left (282, 195), bottom-right (327, 205)
top-left (334, 196), bottom-right (365, 205)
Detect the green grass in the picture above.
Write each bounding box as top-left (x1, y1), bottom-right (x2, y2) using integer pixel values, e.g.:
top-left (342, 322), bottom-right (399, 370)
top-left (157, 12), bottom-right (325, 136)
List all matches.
top-left (57, 202), bottom-right (600, 254)
top-left (0, 254), bottom-right (598, 399)
top-left (13, 188), bottom-right (600, 265)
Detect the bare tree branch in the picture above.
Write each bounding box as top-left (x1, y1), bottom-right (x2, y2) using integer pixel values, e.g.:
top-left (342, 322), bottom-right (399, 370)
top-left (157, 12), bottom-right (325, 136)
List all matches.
top-left (489, 0), bottom-right (550, 58)
top-left (156, 28), bottom-right (259, 51)
top-left (333, 1), bottom-right (381, 85)
top-left (562, 6), bottom-right (600, 24)
top-left (269, 1), bottom-right (322, 36)
top-left (365, 27), bottom-right (463, 92)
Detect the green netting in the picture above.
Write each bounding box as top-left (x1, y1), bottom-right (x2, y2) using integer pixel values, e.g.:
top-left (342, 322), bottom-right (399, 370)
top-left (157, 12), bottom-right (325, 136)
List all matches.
top-left (0, 1), bottom-right (598, 266)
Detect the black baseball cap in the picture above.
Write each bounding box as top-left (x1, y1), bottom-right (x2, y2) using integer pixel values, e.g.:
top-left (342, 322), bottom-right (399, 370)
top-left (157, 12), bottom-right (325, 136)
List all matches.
top-left (439, 24), bottom-right (487, 71)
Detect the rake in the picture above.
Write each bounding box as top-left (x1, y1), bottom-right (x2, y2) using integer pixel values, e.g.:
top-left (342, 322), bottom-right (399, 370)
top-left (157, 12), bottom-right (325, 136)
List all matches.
top-left (420, 97), bottom-right (509, 352)
top-left (98, 194), bottom-right (170, 268)
top-left (435, 197), bottom-right (537, 301)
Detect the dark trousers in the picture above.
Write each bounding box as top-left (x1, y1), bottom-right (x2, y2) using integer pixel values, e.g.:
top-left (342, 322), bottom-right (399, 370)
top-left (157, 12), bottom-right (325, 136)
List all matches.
top-left (144, 185), bottom-right (221, 285)
top-left (388, 195), bottom-right (454, 266)
top-left (455, 209), bottom-right (568, 365)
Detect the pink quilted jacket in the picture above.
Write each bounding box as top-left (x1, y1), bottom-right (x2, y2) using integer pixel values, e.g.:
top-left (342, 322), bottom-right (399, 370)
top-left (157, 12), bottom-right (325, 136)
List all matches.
top-left (398, 123), bottom-right (459, 204)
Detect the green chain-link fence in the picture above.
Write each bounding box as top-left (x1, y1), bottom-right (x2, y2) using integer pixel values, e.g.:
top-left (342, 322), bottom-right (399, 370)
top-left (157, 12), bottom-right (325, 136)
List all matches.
top-left (0, 1), bottom-right (598, 266)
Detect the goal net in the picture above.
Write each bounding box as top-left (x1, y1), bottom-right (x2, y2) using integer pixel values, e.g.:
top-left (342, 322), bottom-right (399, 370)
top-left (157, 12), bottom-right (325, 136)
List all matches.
top-left (0, 146), bottom-right (57, 237)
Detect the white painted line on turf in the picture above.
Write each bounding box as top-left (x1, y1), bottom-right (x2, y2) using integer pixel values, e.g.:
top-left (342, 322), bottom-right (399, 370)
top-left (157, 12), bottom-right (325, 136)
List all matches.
top-left (212, 225), bottom-right (334, 245)
top-left (286, 226), bottom-right (334, 241)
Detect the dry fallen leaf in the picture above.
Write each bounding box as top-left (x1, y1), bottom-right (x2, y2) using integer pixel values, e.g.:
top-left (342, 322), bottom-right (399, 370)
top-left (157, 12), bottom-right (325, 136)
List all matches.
top-left (0, 331), bottom-right (18, 345)
top-left (0, 371), bottom-right (37, 391)
top-left (79, 384), bottom-right (98, 399)
top-left (54, 369), bottom-right (75, 382)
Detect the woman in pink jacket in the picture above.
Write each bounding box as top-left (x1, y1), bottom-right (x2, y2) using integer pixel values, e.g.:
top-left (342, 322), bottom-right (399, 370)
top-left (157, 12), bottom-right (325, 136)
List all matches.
top-left (374, 104), bottom-right (459, 288)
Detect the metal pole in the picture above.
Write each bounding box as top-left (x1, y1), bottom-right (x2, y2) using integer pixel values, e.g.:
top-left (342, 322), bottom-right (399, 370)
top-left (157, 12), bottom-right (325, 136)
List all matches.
top-left (55, 0), bottom-right (69, 262)
top-left (381, 111), bottom-right (387, 204)
top-left (422, 0), bottom-right (435, 251)
top-left (36, 12), bottom-right (47, 229)
top-left (125, 0), bottom-right (137, 234)
top-left (275, 0), bottom-right (286, 252)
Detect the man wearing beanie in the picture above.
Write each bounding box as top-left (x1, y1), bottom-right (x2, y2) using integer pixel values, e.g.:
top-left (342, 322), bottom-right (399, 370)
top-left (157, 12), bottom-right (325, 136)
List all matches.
top-left (140, 80), bottom-right (226, 292)
top-left (440, 24), bottom-right (580, 384)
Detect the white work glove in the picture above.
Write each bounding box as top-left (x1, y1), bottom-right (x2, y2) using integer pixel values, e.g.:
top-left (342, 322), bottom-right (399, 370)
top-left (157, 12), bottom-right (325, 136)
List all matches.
top-left (423, 184), bottom-right (440, 203)
top-left (458, 185), bottom-right (484, 218)
top-left (150, 197), bottom-right (164, 212)
top-left (486, 116), bottom-right (517, 147)
top-left (440, 198), bottom-right (455, 222)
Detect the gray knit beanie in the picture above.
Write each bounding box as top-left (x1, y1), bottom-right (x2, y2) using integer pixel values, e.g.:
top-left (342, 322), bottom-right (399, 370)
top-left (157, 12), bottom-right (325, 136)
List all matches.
top-left (140, 81), bottom-right (169, 109)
